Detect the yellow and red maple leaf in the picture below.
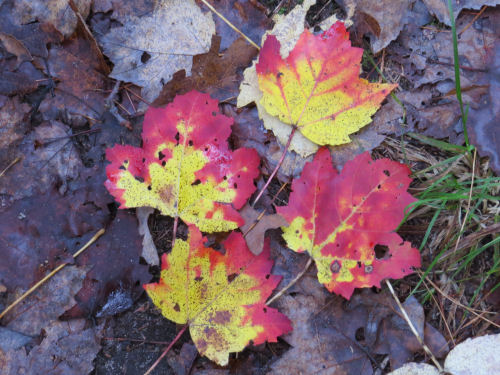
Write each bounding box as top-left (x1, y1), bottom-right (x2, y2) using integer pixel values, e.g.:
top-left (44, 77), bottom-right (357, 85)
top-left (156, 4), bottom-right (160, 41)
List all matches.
top-left (256, 22), bottom-right (397, 146)
top-left (277, 147), bottom-right (421, 299)
top-left (144, 225), bottom-right (292, 365)
top-left (105, 91), bottom-right (260, 232)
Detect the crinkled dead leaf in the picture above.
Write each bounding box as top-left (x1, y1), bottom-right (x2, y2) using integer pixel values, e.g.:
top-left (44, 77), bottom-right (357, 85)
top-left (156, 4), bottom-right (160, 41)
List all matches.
top-left (337, 0), bottom-right (415, 53)
top-left (239, 204), bottom-right (288, 255)
top-left (144, 226), bottom-right (292, 366)
top-left (422, 0), bottom-right (500, 25)
top-left (256, 22), bottom-right (397, 147)
top-left (0, 319), bottom-right (104, 375)
top-left (105, 91), bottom-right (260, 233)
top-left (9, 0), bottom-right (90, 37)
top-left (277, 147), bottom-right (421, 299)
top-left (153, 35), bottom-right (258, 106)
top-left (100, 0), bottom-right (215, 102)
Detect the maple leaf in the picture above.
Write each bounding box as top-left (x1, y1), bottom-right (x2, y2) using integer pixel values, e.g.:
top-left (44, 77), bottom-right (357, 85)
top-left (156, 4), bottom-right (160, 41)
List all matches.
top-left (144, 225), bottom-right (292, 366)
top-left (105, 91), bottom-right (260, 233)
top-left (256, 22), bottom-right (397, 146)
top-left (277, 147), bottom-right (421, 299)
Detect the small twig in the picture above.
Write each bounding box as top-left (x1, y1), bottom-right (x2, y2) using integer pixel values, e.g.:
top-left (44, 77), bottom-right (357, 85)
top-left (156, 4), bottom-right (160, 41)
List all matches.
top-left (143, 325), bottom-right (188, 375)
top-left (200, 0), bottom-right (260, 50)
top-left (452, 148), bottom-right (476, 255)
top-left (242, 182), bottom-right (288, 238)
top-left (102, 337), bottom-right (171, 345)
top-left (37, 128), bottom-right (101, 147)
top-left (172, 216), bottom-right (179, 247)
top-left (252, 127), bottom-right (297, 207)
top-left (458, 6), bottom-right (487, 35)
top-left (385, 280), bottom-right (444, 372)
top-left (269, 0), bottom-right (287, 17)
top-left (0, 156), bottom-right (22, 178)
top-left (267, 257), bottom-right (313, 305)
top-left (0, 228), bottom-right (105, 320)
top-left (420, 272), bottom-right (500, 328)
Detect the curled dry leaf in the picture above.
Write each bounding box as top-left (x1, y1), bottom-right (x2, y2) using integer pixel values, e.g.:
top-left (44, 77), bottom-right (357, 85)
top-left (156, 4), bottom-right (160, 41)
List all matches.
top-left (239, 204), bottom-right (288, 255)
top-left (256, 22), bottom-right (396, 147)
top-left (136, 207), bottom-right (159, 266)
top-left (277, 148), bottom-right (421, 299)
top-left (144, 225), bottom-right (292, 366)
top-left (100, 0), bottom-right (215, 102)
top-left (105, 91), bottom-right (260, 233)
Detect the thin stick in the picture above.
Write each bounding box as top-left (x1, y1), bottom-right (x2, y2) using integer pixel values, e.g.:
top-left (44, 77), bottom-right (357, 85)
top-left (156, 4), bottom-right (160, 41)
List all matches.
top-left (242, 182), bottom-right (288, 238)
top-left (143, 325), bottom-right (188, 375)
top-left (452, 148), bottom-right (476, 255)
top-left (267, 257), bottom-right (313, 305)
top-left (0, 228), bottom-right (105, 320)
top-left (385, 280), bottom-right (443, 371)
top-left (252, 127), bottom-right (297, 207)
top-left (199, 0), bottom-right (260, 50)
top-left (0, 156), bottom-right (22, 178)
top-left (172, 216), bottom-right (179, 247)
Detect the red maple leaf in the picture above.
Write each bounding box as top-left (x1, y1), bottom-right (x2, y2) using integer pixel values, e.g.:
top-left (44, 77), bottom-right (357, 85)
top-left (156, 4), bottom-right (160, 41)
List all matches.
top-left (277, 147), bottom-right (421, 299)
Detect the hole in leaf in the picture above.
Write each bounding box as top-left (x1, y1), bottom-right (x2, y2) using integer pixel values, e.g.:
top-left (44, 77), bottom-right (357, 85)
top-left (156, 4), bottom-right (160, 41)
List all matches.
top-left (147, 185), bottom-right (152, 190)
top-left (233, 183), bottom-right (238, 189)
top-left (119, 165), bottom-right (126, 170)
top-left (365, 265), bottom-right (373, 274)
top-left (162, 161), bottom-right (166, 167)
top-left (377, 184), bottom-right (381, 189)
top-left (355, 327), bottom-right (365, 341)
top-left (263, 307), bottom-right (267, 313)
top-left (134, 176), bottom-right (145, 183)
top-left (357, 261), bottom-right (362, 268)
top-left (223, 175), bottom-right (227, 180)
top-left (173, 303), bottom-right (180, 312)
top-left (227, 273), bottom-right (238, 282)
top-left (192, 179), bottom-right (201, 186)
top-left (158, 151), bottom-right (165, 160)
top-left (195, 276), bottom-right (203, 282)
top-left (330, 260), bottom-right (341, 273)
top-left (374, 244), bottom-right (389, 259)
top-left (212, 111), bottom-right (217, 116)
top-left (141, 52), bottom-right (151, 63)
top-left (383, 170), bottom-right (390, 176)
top-left (265, 274), bottom-right (270, 279)
top-left (142, 158), bottom-right (146, 163)
top-left (175, 132), bottom-right (180, 142)
top-left (188, 140), bottom-right (193, 146)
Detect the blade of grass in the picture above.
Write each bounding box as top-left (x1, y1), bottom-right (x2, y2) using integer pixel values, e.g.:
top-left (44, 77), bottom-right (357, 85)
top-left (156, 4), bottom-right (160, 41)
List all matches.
top-left (447, 0), bottom-right (471, 149)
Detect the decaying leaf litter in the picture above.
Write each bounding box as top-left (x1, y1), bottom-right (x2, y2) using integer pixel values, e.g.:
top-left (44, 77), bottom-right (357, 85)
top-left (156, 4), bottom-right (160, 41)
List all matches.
top-left (0, 0), bottom-right (499, 374)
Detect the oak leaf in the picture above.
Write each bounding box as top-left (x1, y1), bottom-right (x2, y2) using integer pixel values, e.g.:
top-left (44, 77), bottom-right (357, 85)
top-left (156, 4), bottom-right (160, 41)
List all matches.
top-left (277, 147), bottom-right (421, 299)
top-left (256, 22), bottom-right (397, 147)
top-left (144, 225), bottom-right (292, 365)
top-left (105, 91), bottom-right (260, 233)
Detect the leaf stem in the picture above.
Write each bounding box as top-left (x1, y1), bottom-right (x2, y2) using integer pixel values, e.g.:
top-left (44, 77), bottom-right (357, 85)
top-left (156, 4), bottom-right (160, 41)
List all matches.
top-left (252, 127), bottom-right (297, 207)
top-left (385, 280), bottom-right (443, 372)
top-left (143, 324), bottom-right (188, 375)
top-left (172, 215), bottom-right (179, 247)
top-left (266, 257), bottom-right (312, 305)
